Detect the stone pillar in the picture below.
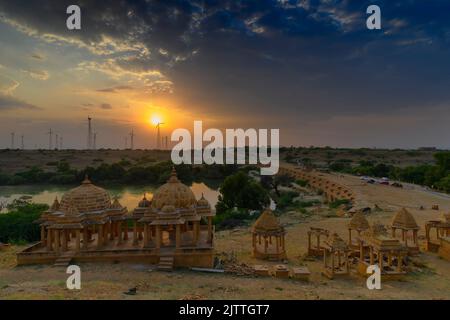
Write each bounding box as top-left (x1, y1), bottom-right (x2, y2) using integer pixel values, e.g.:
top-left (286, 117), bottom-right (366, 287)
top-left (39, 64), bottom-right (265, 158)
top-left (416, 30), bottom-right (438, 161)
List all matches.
top-left (75, 230), bottom-right (81, 252)
top-left (143, 224), bottom-right (148, 247)
top-left (307, 232), bottom-right (311, 252)
top-left (124, 222), bottom-right (129, 241)
top-left (133, 221), bottom-right (138, 245)
top-left (109, 222), bottom-right (115, 241)
top-left (345, 254), bottom-right (350, 273)
top-left (83, 228), bottom-right (88, 249)
top-left (61, 230), bottom-right (67, 252)
top-left (47, 229), bottom-right (53, 251)
top-left (275, 236), bottom-right (279, 254)
top-left (369, 247), bottom-right (374, 265)
top-left (117, 222), bottom-right (123, 244)
top-left (155, 225), bottom-right (161, 249)
top-left (378, 252), bottom-right (383, 270)
top-left (176, 224), bottom-right (181, 249)
top-left (348, 229), bottom-right (352, 245)
top-left (264, 236), bottom-right (268, 253)
top-left (193, 221), bottom-right (199, 245)
top-left (397, 254), bottom-right (402, 271)
top-left (207, 217), bottom-right (212, 243)
top-left (97, 225), bottom-right (103, 248)
top-left (55, 230), bottom-right (60, 254)
top-left (359, 240), bottom-right (364, 260)
top-left (40, 226), bottom-right (45, 243)
top-left (331, 251), bottom-right (335, 277)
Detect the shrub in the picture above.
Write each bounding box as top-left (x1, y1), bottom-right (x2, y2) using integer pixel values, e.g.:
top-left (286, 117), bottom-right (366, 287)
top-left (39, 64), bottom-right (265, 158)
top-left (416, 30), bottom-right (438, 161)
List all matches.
top-left (0, 202), bottom-right (47, 243)
top-left (328, 199), bottom-right (351, 209)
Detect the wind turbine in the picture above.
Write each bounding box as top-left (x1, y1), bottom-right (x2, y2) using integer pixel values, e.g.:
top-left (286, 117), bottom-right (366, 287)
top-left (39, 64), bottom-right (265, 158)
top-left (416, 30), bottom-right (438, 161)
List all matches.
top-left (156, 122), bottom-right (164, 149)
top-left (130, 129), bottom-right (134, 150)
top-left (47, 129), bottom-right (53, 150)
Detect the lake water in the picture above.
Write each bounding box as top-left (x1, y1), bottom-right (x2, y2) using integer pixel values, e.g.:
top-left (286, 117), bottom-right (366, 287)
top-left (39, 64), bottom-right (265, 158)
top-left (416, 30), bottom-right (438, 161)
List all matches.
top-left (0, 183), bottom-right (219, 213)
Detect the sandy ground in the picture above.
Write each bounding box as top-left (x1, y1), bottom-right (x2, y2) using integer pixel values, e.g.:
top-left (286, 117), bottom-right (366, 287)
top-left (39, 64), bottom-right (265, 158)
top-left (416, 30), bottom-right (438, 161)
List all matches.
top-left (0, 172), bottom-right (449, 300)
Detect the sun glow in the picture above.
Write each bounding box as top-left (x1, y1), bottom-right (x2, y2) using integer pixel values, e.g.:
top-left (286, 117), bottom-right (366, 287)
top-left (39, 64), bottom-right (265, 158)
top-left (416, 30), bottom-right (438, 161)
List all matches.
top-left (150, 115), bottom-right (163, 126)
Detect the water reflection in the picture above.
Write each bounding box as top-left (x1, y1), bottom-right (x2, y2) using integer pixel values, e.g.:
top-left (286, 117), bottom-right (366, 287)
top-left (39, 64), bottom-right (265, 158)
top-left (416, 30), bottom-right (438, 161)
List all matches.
top-left (0, 182), bottom-right (219, 213)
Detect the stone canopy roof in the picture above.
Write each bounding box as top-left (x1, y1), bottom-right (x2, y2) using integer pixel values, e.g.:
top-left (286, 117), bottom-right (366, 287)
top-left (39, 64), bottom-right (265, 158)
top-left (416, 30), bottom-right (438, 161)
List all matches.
top-left (59, 176), bottom-right (111, 214)
top-left (151, 168), bottom-right (197, 210)
top-left (324, 233), bottom-right (349, 251)
top-left (252, 209), bottom-right (284, 234)
top-left (348, 212), bottom-right (370, 231)
top-left (391, 208), bottom-right (419, 230)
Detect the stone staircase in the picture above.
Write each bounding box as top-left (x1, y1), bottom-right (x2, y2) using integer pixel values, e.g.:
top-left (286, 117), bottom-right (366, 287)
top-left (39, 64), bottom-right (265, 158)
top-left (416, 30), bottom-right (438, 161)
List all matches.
top-left (53, 253), bottom-right (74, 267)
top-left (157, 256), bottom-right (174, 271)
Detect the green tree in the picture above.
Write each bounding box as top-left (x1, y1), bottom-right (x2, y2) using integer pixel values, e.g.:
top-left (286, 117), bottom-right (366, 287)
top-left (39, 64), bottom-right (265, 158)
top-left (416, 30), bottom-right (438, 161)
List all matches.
top-left (216, 171), bottom-right (270, 214)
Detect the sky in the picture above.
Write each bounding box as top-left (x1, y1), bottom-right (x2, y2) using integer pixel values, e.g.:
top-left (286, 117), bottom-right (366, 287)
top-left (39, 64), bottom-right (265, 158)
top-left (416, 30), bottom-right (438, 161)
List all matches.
top-left (0, 0), bottom-right (449, 149)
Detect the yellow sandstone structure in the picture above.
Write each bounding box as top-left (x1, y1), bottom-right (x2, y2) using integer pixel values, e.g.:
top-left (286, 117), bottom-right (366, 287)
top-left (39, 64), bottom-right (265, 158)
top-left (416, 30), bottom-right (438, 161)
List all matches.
top-left (357, 223), bottom-right (408, 280)
top-left (348, 211), bottom-right (370, 252)
top-left (425, 212), bottom-right (450, 253)
top-left (390, 208), bottom-right (419, 255)
top-left (251, 209), bottom-right (287, 261)
top-left (322, 233), bottom-right (351, 279)
top-left (17, 168), bottom-right (215, 269)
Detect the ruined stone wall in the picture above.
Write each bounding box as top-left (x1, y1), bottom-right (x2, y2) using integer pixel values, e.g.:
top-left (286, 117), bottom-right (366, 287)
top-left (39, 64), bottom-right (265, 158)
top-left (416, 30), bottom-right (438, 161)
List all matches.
top-left (279, 166), bottom-right (355, 204)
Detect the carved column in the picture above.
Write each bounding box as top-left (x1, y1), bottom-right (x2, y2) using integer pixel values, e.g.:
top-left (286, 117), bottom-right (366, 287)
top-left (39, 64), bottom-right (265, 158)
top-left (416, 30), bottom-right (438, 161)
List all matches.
top-left (61, 230), bottom-right (67, 252)
top-left (117, 222), bottom-right (123, 245)
top-left (207, 217), bottom-right (212, 243)
top-left (55, 230), bottom-right (60, 254)
top-left (143, 224), bottom-right (148, 247)
top-left (155, 225), bottom-right (161, 249)
top-left (97, 225), bottom-right (103, 248)
top-left (47, 229), bottom-right (53, 251)
top-left (124, 222), bottom-right (129, 241)
top-left (40, 226), bottom-right (45, 243)
top-left (75, 229), bottom-right (81, 252)
top-left (83, 228), bottom-right (88, 249)
top-left (176, 224), bottom-right (181, 249)
top-left (133, 221), bottom-right (138, 245)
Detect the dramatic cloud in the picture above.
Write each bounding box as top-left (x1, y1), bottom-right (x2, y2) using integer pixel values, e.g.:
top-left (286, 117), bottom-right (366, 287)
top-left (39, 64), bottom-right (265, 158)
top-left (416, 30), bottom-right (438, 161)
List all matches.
top-left (96, 85), bottom-right (133, 93)
top-left (0, 1), bottom-right (450, 147)
top-left (0, 94), bottom-right (40, 110)
top-left (0, 75), bottom-right (19, 94)
top-left (22, 69), bottom-right (50, 80)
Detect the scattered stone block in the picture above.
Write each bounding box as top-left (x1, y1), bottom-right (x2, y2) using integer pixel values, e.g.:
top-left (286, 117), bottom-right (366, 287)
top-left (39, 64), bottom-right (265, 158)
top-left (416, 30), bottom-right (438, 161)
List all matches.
top-left (291, 267), bottom-right (311, 281)
top-left (253, 265), bottom-right (270, 276)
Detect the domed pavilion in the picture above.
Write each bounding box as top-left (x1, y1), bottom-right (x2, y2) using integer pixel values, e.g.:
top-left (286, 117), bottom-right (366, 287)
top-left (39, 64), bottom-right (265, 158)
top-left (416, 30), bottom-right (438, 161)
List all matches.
top-left (130, 168), bottom-right (215, 268)
top-left (251, 208), bottom-right (286, 260)
top-left (347, 211), bottom-right (370, 251)
top-left (391, 208), bottom-right (420, 254)
top-left (17, 169), bottom-right (216, 269)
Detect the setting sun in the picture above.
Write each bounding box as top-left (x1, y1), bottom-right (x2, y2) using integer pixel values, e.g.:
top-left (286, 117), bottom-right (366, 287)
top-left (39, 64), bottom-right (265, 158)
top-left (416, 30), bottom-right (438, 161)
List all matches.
top-left (150, 115), bottom-right (163, 126)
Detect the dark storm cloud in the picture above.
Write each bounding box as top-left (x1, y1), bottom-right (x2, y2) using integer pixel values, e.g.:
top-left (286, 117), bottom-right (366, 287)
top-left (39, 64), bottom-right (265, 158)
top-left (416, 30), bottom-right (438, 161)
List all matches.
top-left (1, 0), bottom-right (450, 123)
top-left (0, 94), bottom-right (40, 110)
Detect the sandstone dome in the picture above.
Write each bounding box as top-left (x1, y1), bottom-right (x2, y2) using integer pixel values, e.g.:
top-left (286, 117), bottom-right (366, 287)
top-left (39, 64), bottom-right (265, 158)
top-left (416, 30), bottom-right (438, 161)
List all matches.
top-left (59, 176), bottom-right (111, 214)
top-left (151, 168), bottom-right (197, 210)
